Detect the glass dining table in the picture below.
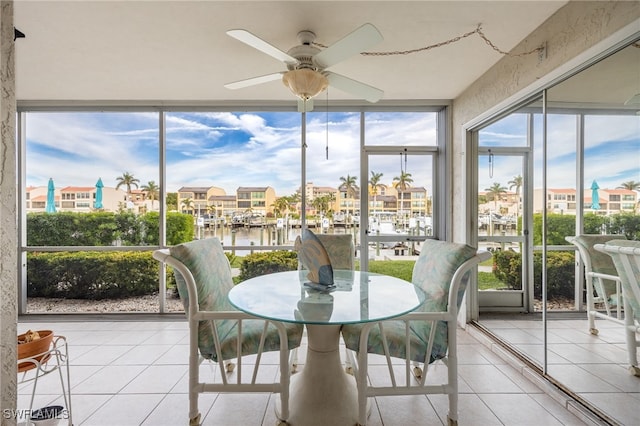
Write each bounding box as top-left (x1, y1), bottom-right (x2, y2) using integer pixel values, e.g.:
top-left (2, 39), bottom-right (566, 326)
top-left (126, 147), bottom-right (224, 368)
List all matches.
top-left (228, 269), bottom-right (426, 426)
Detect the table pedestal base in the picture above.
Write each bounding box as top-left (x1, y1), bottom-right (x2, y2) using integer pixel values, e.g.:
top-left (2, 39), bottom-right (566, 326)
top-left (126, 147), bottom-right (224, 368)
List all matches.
top-left (277, 324), bottom-right (367, 426)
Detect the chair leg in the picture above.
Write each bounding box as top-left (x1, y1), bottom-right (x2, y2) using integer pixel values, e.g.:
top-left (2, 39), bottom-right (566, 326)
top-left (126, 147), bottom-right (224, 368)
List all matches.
top-left (623, 298), bottom-right (639, 375)
top-left (189, 413), bottom-right (201, 426)
top-left (586, 282), bottom-right (598, 335)
top-left (357, 351), bottom-right (369, 426)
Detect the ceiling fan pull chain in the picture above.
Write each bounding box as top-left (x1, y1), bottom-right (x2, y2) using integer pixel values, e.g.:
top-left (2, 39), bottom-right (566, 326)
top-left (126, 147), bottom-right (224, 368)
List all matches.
top-left (404, 148), bottom-right (408, 173)
top-left (326, 88), bottom-right (329, 160)
top-left (488, 149), bottom-right (494, 179)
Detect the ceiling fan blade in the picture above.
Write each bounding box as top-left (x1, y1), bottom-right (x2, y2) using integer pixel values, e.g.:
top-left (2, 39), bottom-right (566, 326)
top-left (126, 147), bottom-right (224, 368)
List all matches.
top-left (314, 23), bottom-right (383, 69)
top-left (224, 72), bottom-right (284, 90)
top-left (326, 72), bottom-right (383, 103)
top-left (227, 29), bottom-right (298, 66)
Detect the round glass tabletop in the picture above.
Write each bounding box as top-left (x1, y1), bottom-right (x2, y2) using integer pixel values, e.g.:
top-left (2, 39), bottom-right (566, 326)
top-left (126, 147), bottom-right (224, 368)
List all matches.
top-left (228, 270), bottom-right (426, 325)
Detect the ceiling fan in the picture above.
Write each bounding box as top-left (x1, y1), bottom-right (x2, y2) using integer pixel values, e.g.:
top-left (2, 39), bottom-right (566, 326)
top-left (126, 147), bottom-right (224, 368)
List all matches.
top-left (224, 23), bottom-right (384, 112)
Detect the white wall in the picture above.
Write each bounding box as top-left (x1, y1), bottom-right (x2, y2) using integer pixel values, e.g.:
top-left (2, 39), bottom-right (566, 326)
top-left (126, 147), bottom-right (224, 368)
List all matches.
top-left (0, 0), bottom-right (18, 419)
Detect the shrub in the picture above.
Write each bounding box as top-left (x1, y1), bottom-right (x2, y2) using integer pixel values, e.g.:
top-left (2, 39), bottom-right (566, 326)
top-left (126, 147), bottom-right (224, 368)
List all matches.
top-left (533, 251), bottom-right (575, 298)
top-left (238, 251), bottom-right (298, 281)
top-left (491, 250), bottom-right (521, 289)
top-left (27, 211), bottom-right (194, 246)
top-left (27, 251), bottom-right (174, 299)
top-left (492, 250), bottom-right (576, 298)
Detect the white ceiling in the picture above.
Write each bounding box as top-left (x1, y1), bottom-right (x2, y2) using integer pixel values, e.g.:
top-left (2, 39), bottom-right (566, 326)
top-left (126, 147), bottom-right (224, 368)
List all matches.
top-left (14, 1), bottom-right (569, 104)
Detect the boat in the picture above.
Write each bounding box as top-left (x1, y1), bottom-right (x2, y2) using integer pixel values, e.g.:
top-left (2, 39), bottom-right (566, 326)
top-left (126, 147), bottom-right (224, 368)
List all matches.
top-left (333, 212), bottom-right (346, 227)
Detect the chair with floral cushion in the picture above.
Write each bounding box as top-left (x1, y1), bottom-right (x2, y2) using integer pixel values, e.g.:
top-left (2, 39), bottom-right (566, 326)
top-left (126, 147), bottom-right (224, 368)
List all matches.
top-left (341, 239), bottom-right (490, 426)
top-left (296, 232), bottom-right (355, 271)
top-left (153, 238), bottom-right (303, 426)
top-left (595, 240), bottom-right (640, 376)
top-left (292, 231), bottom-right (355, 371)
top-left (566, 234), bottom-right (626, 335)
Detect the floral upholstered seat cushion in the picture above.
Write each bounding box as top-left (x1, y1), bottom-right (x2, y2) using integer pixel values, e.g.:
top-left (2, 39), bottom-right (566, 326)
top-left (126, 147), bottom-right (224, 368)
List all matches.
top-left (572, 234), bottom-right (625, 301)
top-left (342, 240), bottom-right (476, 364)
top-left (315, 234), bottom-right (355, 270)
top-left (295, 233), bottom-right (355, 271)
top-left (170, 238), bottom-right (303, 361)
top-left (294, 229), bottom-right (334, 285)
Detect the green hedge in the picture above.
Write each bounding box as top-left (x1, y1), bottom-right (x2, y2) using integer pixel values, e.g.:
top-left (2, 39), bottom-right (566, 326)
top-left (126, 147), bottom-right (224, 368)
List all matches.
top-left (532, 212), bottom-right (639, 245)
top-left (238, 251), bottom-right (298, 281)
top-left (27, 211), bottom-right (194, 246)
top-left (492, 250), bottom-right (576, 298)
top-left (27, 251), bottom-right (176, 299)
top-left (534, 251), bottom-right (575, 298)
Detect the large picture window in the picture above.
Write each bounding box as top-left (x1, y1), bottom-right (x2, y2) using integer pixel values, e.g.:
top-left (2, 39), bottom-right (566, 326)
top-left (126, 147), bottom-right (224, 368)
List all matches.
top-left (20, 107), bottom-right (446, 314)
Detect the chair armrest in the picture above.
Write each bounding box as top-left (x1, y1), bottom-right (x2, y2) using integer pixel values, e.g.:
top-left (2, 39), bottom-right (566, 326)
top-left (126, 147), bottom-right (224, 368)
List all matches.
top-left (586, 271), bottom-right (621, 283)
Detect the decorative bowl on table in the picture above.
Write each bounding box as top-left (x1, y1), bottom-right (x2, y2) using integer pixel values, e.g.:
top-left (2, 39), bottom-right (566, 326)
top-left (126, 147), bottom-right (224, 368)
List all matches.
top-left (17, 330), bottom-right (54, 372)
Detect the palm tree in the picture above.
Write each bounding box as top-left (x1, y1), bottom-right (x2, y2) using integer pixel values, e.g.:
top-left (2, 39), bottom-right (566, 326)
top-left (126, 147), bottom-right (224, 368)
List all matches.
top-left (508, 175), bottom-right (523, 219)
top-left (618, 180), bottom-right (640, 190)
top-left (369, 171), bottom-right (384, 214)
top-left (115, 172), bottom-right (140, 201)
top-left (339, 174), bottom-right (358, 218)
top-left (272, 196), bottom-right (291, 218)
top-left (393, 171), bottom-right (413, 222)
top-left (324, 192), bottom-right (336, 214)
top-left (287, 193), bottom-right (301, 218)
top-left (166, 192), bottom-right (178, 211)
top-left (311, 196), bottom-right (325, 216)
top-left (485, 182), bottom-right (507, 212)
top-left (181, 198), bottom-right (194, 215)
top-left (141, 180), bottom-right (159, 210)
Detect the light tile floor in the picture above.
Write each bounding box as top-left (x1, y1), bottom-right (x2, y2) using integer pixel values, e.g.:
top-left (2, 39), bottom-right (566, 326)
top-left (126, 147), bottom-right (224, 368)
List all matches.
top-left (479, 314), bottom-right (640, 426)
top-left (16, 317), bottom-right (600, 426)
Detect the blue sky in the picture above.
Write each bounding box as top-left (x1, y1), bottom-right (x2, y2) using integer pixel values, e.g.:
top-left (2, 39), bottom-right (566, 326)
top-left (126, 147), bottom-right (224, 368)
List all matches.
top-left (25, 111), bottom-right (436, 196)
top-left (478, 113), bottom-right (640, 192)
top-left (25, 110), bottom-right (639, 197)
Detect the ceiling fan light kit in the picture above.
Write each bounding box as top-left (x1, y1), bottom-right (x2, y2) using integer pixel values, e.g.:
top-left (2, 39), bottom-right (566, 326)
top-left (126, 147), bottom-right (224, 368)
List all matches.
top-left (282, 69), bottom-right (329, 100)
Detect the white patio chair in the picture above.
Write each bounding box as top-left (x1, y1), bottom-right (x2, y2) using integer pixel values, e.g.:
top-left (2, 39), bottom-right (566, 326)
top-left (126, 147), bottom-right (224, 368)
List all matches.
top-left (595, 240), bottom-right (640, 376)
top-left (153, 238), bottom-right (303, 425)
top-left (341, 239), bottom-right (490, 425)
top-left (566, 235), bottom-right (625, 335)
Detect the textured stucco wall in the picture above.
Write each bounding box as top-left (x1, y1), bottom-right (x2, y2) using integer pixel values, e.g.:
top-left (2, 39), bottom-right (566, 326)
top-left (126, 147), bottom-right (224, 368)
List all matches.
top-left (451, 1), bottom-right (640, 242)
top-left (0, 0), bottom-right (18, 422)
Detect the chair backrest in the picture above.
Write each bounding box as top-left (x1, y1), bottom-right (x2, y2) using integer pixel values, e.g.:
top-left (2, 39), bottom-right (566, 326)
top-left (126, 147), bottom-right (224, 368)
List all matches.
top-left (412, 240), bottom-right (488, 364)
top-left (296, 233), bottom-right (355, 270)
top-left (412, 239), bottom-right (478, 314)
top-left (153, 238), bottom-right (235, 360)
top-left (567, 234), bottom-right (625, 296)
top-left (596, 240), bottom-right (640, 320)
top-left (568, 234), bottom-right (623, 275)
top-left (169, 237), bottom-right (235, 312)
